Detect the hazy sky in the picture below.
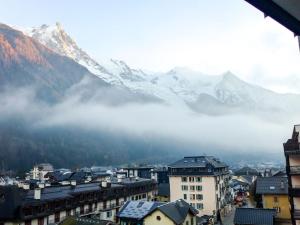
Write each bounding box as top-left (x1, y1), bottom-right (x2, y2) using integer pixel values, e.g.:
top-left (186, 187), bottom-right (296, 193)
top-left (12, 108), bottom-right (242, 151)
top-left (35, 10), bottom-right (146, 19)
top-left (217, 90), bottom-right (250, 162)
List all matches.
top-left (0, 0), bottom-right (299, 93)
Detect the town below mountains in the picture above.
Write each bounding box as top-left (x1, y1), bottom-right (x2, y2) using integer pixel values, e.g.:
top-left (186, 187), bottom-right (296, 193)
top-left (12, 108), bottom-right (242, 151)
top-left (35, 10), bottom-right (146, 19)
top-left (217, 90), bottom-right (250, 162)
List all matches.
top-left (0, 22), bottom-right (296, 172)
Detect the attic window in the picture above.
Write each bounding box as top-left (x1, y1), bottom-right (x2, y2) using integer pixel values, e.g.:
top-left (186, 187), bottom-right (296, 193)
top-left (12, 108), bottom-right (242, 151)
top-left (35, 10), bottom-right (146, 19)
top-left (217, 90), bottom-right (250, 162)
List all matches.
top-left (156, 216), bottom-right (161, 221)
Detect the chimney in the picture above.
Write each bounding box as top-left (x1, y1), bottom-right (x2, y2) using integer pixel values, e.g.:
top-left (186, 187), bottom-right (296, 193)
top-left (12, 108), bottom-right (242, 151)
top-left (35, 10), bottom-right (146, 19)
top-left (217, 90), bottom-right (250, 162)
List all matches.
top-left (71, 180), bottom-right (77, 187)
top-left (117, 174), bottom-right (125, 183)
top-left (34, 188), bottom-right (41, 200)
top-left (38, 183), bottom-right (45, 189)
top-left (23, 183), bottom-right (30, 190)
top-left (101, 181), bottom-right (107, 188)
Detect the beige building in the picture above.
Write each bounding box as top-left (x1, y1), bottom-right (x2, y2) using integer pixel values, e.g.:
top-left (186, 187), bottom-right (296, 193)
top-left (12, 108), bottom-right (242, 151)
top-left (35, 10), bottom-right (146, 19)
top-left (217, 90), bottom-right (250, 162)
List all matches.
top-left (284, 125), bottom-right (300, 225)
top-left (168, 156), bottom-right (230, 217)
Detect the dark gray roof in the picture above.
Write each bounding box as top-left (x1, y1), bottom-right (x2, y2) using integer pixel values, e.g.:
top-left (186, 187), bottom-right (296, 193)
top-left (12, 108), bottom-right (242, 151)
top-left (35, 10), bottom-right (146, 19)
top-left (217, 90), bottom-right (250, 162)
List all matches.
top-left (168, 156), bottom-right (227, 168)
top-left (157, 199), bottom-right (198, 225)
top-left (272, 170), bottom-right (287, 177)
top-left (158, 183), bottom-right (170, 197)
top-left (234, 208), bottom-right (276, 225)
top-left (256, 177), bottom-right (288, 195)
top-left (117, 201), bottom-right (163, 220)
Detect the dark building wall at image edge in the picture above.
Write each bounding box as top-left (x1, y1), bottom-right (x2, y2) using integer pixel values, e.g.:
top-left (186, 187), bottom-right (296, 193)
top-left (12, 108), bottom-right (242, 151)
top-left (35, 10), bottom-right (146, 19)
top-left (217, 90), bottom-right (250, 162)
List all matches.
top-left (283, 125), bottom-right (300, 225)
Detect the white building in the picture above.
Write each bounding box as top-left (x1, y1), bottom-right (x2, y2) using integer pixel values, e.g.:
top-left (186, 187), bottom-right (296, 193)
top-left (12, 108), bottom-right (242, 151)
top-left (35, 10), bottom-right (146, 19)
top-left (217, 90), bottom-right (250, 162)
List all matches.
top-left (28, 163), bottom-right (54, 181)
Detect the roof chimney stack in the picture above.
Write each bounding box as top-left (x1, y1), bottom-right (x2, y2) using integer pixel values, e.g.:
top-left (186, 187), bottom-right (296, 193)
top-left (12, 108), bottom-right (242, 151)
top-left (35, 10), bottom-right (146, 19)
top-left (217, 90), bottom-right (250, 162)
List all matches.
top-left (34, 188), bottom-right (41, 200)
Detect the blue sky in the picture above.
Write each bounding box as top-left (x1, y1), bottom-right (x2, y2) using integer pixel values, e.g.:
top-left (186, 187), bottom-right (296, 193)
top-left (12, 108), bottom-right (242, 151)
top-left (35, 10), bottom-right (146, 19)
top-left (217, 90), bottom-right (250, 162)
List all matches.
top-left (0, 0), bottom-right (299, 93)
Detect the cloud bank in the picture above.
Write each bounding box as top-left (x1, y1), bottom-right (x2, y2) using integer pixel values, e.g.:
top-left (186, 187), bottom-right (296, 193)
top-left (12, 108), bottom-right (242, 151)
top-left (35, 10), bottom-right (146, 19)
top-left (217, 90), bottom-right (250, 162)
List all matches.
top-left (0, 84), bottom-right (297, 161)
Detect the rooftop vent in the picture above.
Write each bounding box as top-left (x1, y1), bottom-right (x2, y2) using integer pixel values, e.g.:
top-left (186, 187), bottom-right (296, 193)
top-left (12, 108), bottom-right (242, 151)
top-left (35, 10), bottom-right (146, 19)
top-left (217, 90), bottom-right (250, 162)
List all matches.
top-left (71, 180), bottom-right (77, 186)
top-left (34, 188), bottom-right (41, 200)
top-left (137, 202), bottom-right (145, 208)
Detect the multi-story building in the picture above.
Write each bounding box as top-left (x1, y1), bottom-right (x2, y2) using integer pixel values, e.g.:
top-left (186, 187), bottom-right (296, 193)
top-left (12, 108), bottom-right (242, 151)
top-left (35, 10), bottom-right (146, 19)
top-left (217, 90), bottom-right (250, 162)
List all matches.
top-left (168, 156), bottom-right (230, 217)
top-left (256, 177), bottom-right (291, 221)
top-left (284, 124), bottom-right (300, 225)
top-left (0, 178), bottom-right (157, 225)
top-left (27, 164), bottom-right (54, 181)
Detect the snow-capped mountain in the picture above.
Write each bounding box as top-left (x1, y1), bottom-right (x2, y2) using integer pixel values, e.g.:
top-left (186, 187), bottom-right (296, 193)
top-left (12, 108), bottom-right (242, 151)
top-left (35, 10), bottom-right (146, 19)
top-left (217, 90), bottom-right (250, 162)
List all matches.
top-left (21, 23), bottom-right (300, 113)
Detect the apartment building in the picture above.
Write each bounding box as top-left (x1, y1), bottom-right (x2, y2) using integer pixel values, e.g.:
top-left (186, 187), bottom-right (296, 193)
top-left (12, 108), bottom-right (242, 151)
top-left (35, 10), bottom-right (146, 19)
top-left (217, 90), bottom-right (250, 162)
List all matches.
top-left (0, 178), bottom-right (157, 225)
top-left (168, 156), bottom-right (230, 217)
top-left (284, 125), bottom-right (300, 225)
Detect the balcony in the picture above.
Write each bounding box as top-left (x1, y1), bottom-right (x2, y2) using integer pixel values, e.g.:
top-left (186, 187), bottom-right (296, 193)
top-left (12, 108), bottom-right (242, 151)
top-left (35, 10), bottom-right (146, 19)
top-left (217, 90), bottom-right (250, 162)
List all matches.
top-left (290, 166), bottom-right (300, 175)
top-left (294, 209), bottom-right (300, 219)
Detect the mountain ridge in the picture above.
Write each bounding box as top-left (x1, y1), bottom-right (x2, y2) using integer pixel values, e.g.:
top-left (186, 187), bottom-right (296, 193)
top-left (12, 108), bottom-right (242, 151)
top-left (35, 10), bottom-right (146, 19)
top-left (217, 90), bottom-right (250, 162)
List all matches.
top-left (21, 22), bottom-right (300, 114)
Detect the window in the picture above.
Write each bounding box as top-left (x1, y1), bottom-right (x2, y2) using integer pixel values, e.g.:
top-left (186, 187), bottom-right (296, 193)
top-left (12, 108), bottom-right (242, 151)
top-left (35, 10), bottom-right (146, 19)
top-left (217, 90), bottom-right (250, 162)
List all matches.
top-left (196, 194), bottom-right (203, 200)
top-left (38, 218), bottom-right (44, 225)
top-left (182, 177), bottom-right (187, 182)
top-left (274, 196), bottom-right (278, 203)
top-left (54, 212), bottom-right (60, 223)
top-left (25, 221), bottom-right (31, 225)
top-left (197, 203), bottom-right (203, 209)
top-left (186, 221), bottom-right (189, 225)
top-left (196, 177), bottom-right (202, 182)
top-left (196, 185), bottom-right (202, 191)
top-left (131, 196), bottom-right (134, 200)
top-left (189, 177), bottom-right (194, 182)
top-left (106, 211), bottom-right (112, 218)
top-left (190, 194), bottom-right (195, 200)
top-left (190, 185), bottom-right (195, 191)
top-left (156, 215), bottom-right (161, 221)
top-left (191, 217), bottom-right (194, 225)
top-left (182, 185), bottom-right (188, 191)
top-left (183, 194), bottom-right (187, 200)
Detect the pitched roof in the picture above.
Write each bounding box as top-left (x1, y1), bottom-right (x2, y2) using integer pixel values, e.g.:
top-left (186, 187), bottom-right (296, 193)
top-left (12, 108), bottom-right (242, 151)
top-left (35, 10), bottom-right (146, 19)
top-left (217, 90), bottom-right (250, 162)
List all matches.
top-left (234, 208), bottom-right (276, 225)
top-left (168, 156), bottom-right (227, 168)
top-left (272, 170), bottom-right (287, 177)
top-left (117, 199), bottom-right (198, 224)
top-left (156, 199), bottom-right (198, 225)
top-left (117, 201), bottom-right (163, 220)
top-left (256, 177), bottom-right (288, 195)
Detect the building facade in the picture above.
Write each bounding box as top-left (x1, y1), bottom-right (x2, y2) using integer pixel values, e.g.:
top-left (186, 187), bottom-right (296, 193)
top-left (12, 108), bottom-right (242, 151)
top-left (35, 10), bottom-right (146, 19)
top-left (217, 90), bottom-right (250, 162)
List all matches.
top-left (256, 177), bottom-right (291, 220)
top-left (168, 156), bottom-right (230, 217)
top-left (284, 125), bottom-right (300, 225)
top-left (0, 178), bottom-right (157, 225)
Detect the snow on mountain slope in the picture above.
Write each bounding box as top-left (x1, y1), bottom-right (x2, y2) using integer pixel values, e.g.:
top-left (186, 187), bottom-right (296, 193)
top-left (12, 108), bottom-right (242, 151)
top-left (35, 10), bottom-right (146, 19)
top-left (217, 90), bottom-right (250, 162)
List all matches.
top-left (20, 23), bottom-right (300, 113)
